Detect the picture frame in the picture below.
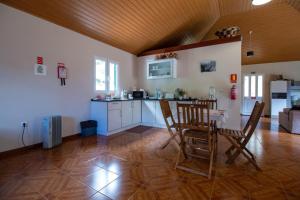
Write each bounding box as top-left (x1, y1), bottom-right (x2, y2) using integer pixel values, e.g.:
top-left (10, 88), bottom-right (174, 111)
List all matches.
top-left (200, 60), bottom-right (216, 72)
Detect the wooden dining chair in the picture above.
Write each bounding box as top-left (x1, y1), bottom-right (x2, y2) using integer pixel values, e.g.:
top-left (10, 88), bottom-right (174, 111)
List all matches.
top-left (196, 99), bottom-right (218, 110)
top-left (218, 101), bottom-right (265, 170)
top-left (175, 103), bottom-right (217, 179)
top-left (159, 100), bottom-right (180, 149)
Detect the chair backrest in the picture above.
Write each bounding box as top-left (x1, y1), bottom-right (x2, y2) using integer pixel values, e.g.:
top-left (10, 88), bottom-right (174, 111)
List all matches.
top-left (159, 100), bottom-right (176, 129)
top-left (195, 99), bottom-right (217, 110)
top-left (243, 101), bottom-right (265, 141)
top-left (176, 103), bottom-right (210, 132)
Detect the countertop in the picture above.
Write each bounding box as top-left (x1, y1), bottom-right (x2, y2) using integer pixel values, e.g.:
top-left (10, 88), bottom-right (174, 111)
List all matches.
top-left (91, 98), bottom-right (197, 102)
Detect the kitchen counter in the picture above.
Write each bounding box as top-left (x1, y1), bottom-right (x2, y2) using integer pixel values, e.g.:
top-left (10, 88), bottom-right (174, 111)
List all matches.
top-left (91, 98), bottom-right (198, 102)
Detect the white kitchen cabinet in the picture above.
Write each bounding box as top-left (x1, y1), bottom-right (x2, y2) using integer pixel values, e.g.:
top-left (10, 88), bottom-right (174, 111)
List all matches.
top-left (155, 101), bottom-right (165, 127)
top-left (108, 109), bottom-right (122, 132)
top-left (142, 100), bottom-right (156, 125)
top-left (122, 100), bottom-right (141, 128)
top-left (147, 59), bottom-right (177, 79)
top-left (91, 101), bottom-right (134, 136)
top-left (91, 99), bottom-right (192, 136)
top-left (132, 100), bottom-right (141, 124)
top-left (122, 101), bottom-right (133, 127)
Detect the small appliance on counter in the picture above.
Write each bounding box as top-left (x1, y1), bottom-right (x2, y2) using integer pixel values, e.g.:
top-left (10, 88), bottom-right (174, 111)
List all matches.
top-left (156, 88), bottom-right (163, 99)
top-left (121, 89), bottom-right (128, 99)
top-left (132, 91), bottom-right (144, 99)
top-left (132, 89), bottom-right (147, 99)
top-left (165, 93), bottom-right (174, 99)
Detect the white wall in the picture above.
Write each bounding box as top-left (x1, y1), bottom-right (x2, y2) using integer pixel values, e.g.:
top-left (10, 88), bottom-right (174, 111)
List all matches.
top-left (242, 61), bottom-right (300, 115)
top-left (137, 42), bottom-right (242, 129)
top-left (0, 4), bottom-right (137, 152)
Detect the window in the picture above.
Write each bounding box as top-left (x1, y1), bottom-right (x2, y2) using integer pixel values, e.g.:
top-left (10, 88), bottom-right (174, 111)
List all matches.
top-left (95, 59), bottom-right (106, 91)
top-left (244, 74), bottom-right (263, 98)
top-left (109, 62), bottom-right (117, 92)
top-left (95, 58), bottom-right (118, 93)
top-left (250, 75), bottom-right (256, 98)
top-left (244, 76), bottom-right (249, 97)
top-left (257, 75), bottom-right (263, 97)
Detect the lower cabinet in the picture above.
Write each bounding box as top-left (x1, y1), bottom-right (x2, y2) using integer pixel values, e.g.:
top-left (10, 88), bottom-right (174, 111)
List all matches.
top-left (122, 100), bottom-right (141, 128)
top-left (121, 101), bottom-right (133, 127)
top-left (141, 100), bottom-right (167, 127)
top-left (132, 100), bottom-right (142, 124)
top-left (91, 100), bottom-right (190, 136)
top-left (155, 101), bottom-right (165, 127)
top-left (142, 100), bottom-right (156, 125)
top-left (108, 109), bottom-right (122, 131)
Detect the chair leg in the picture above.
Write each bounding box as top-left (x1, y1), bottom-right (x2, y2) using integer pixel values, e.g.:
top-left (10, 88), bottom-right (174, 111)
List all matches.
top-left (175, 147), bottom-right (181, 169)
top-left (224, 136), bottom-right (261, 171)
top-left (178, 132), bottom-right (187, 159)
top-left (226, 137), bottom-right (244, 155)
top-left (160, 134), bottom-right (180, 150)
top-left (225, 145), bottom-right (234, 155)
top-left (244, 147), bottom-right (255, 160)
top-left (181, 141), bottom-right (187, 159)
top-left (226, 138), bottom-right (247, 164)
top-left (208, 143), bottom-right (215, 179)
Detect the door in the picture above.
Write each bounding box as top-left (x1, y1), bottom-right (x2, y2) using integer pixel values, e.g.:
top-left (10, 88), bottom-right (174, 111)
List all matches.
top-left (142, 100), bottom-right (156, 125)
top-left (108, 109), bottom-right (122, 131)
top-left (132, 100), bottom-right (141, 124)
top-left (121, 101), bottom-right (133, 127)
top-left (243, 74), bottom-right (263, 115)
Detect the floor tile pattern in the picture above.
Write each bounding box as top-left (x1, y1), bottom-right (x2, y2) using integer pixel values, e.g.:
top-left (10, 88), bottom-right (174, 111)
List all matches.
top-left (0, 117), bottom-right (300, 199)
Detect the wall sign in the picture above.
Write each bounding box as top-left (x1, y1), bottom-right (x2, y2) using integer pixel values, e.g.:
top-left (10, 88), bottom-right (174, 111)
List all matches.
top-left (57, 63), bottom-right (67, 86)
top-left (34, 56), bottom-right (47, 75)
top-left (230, 74), bottom-right (237, 83)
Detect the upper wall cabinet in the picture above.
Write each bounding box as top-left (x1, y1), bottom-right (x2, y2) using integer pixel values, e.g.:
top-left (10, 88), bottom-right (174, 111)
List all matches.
top-left (147, 58), bottom-right (177, 79)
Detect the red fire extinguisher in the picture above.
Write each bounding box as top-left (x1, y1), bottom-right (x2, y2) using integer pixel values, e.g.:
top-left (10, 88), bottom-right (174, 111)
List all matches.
top-left (230, 85), bottom-right (237, 100)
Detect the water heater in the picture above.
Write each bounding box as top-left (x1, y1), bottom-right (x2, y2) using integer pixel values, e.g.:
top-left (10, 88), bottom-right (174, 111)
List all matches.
top-left (42, 116), bottom-right (62, 149)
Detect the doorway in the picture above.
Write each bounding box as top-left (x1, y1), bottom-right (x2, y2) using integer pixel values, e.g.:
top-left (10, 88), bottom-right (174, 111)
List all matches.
top-left (242, 74), bottom-right (263, 115)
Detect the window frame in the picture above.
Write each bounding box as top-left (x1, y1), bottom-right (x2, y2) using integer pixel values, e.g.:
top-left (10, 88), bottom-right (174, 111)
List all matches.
top-left (108, 60), bottom-right (119, 93)
top-left (95, 57), bottom-right (119, 94)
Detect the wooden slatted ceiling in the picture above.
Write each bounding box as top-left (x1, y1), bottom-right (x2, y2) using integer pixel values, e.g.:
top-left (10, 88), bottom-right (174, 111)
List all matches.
top-left (203, 3), bottom-right (300, 65)
top-left (288, 0), bottom-right (300, 11)
top-left (218, 0), bottom-right (287, 16)
top-left (0, 0), bottom-right (220, 54)
top-left (1, 0), bottom-right (299, 64)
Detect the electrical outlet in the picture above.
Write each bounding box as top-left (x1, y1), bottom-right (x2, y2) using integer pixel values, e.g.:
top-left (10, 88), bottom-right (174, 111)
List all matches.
top-left (21, 122), bottom-right (28, 127)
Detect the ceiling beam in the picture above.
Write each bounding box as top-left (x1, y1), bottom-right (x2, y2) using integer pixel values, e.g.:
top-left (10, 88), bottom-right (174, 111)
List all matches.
top-left (137, 36), bottom-right (241, 57)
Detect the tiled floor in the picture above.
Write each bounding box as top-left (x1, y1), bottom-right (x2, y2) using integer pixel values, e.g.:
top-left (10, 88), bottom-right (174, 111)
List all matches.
top-left (0, 117), bottom-right (300, 199)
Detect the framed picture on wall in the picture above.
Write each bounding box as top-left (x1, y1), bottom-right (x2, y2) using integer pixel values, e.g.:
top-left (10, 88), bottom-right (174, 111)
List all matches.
top-left (200, 60), bottom-right (216, 72)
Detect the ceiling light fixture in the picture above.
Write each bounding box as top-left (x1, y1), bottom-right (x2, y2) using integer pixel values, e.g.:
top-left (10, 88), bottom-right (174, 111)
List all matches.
top-left (252, 0), bottom-right (272, 6)
top-left (247, 31), bottom-right (254, 57)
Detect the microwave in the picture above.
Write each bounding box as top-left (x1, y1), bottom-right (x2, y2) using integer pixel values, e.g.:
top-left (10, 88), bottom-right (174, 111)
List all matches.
top-left (132, 91), bottom-right (144, 99)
